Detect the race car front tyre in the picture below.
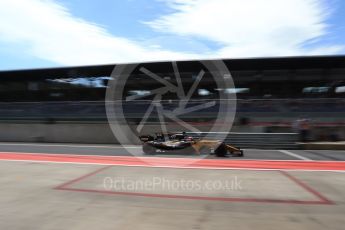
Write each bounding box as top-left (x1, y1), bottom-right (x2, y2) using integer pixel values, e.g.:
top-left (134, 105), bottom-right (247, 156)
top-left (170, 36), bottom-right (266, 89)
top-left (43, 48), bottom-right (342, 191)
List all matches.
top-left (214, 143), bottom-right (227, 157)
top-left (229, 149), bottom-right (244, 157)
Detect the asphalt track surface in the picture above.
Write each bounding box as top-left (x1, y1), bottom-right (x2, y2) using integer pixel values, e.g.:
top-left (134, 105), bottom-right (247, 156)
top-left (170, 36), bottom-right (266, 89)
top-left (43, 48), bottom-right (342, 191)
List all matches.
top-left (0, 142), bottom-right (345, 161)
top-left (1, 143), bottom-right (345, 230)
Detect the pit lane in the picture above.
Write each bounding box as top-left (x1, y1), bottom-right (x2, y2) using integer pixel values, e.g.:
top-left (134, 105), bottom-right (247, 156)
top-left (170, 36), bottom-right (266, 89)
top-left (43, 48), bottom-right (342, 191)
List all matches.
top-left (0, 142), bottom-right (344, 161)
top-left (0, 143), bottom-right (345, 230)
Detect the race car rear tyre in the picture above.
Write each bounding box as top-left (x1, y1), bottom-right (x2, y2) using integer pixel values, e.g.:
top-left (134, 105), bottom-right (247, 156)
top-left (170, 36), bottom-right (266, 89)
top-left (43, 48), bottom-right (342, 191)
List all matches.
top-left (214, 143), bottom-right (227, 157)
top-left (143, 144), bottom-right (156, 155)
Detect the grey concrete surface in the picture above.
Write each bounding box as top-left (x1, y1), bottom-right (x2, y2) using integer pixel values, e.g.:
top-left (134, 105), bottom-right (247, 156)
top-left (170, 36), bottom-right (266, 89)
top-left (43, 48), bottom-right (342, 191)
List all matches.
top-left (0, 161), bottom-right (344, 230)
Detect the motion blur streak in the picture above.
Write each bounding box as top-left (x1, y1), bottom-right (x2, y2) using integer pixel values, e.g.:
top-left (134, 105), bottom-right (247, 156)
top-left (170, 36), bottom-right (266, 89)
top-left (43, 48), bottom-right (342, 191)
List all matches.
top-left (1, 152), bottom-right (345, 171)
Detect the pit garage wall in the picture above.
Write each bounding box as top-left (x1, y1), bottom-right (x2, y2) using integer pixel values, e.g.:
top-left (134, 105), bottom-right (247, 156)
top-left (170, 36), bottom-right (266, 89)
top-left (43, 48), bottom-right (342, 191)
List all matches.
top-left (0, 123), bottom-right (344, 147)
top-left (0, 122), bottom-right (264, 144)
top-left (0, 123), bottom-right (118, 143)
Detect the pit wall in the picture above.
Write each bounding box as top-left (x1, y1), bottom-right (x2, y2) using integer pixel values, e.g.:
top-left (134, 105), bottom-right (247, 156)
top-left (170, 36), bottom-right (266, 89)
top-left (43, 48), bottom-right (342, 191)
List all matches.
top-left (0, 123), bottom-right (262, 144)
top-left (0, 123), bottom-right (343, 147)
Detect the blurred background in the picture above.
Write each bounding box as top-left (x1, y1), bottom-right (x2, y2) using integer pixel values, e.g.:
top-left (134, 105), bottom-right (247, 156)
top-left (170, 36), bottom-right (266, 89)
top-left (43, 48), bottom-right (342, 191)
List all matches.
top-left (0, 56), bottom-right (344, 149)
top-left (0, 0), bottom-right (345, 149)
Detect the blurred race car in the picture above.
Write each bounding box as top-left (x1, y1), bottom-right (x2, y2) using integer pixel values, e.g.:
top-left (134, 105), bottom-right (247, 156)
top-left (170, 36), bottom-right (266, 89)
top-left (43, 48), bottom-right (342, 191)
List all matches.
top-left (139, 132), bottom-right (243, 157)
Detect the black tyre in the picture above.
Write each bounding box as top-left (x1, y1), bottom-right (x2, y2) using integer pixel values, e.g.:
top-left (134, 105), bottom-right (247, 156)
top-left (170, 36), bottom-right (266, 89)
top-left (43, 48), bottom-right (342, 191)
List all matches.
top-left (214, 143), bottom-right (227, 157)
top-left (142, 144), bottom-right (156, 155)
top-left (231, 150), bottom-right (244, 157)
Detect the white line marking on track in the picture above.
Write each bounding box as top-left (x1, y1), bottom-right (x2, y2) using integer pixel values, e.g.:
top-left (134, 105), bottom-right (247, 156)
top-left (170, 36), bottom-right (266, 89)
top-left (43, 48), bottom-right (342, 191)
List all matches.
top-left (1, 151), bottom-right (343, 162)
top-left (279, 150), bottom-right (312, 161)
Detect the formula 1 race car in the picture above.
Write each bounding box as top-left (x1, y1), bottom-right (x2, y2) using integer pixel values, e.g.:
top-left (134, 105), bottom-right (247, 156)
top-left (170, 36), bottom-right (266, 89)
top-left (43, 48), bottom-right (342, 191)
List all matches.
top-left (139, 133), bottom-right (243, 157)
